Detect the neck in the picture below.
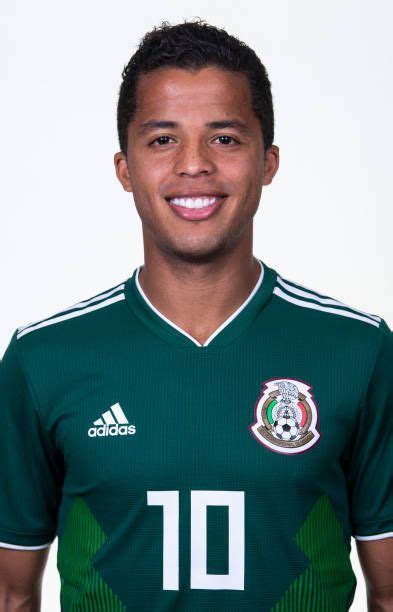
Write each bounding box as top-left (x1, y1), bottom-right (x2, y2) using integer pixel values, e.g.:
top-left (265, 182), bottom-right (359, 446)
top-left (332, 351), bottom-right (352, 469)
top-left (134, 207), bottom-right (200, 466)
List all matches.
top-left (137, 241), bottom-right (262, 346)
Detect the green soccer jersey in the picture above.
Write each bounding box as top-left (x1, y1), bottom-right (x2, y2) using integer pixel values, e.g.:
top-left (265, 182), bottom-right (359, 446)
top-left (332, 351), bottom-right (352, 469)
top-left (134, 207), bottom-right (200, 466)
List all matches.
top-left (0, 258), bottom-right (392, 611)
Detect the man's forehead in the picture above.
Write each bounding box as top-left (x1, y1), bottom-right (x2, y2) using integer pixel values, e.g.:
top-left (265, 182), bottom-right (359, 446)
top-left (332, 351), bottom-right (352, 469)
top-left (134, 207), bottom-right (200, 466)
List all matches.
top-left (136, 68), bottom-right (251, 122)
top-left (134, 66), bottom-right (252, 114)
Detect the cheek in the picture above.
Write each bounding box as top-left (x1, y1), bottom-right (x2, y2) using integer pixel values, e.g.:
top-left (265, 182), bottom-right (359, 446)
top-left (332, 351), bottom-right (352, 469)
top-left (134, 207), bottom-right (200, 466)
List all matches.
top-left (229, 166), bottom-right (264, 219)
top-left (129, 160), bottom-right (166, 202)
top-left (230, 165), bottom-right (263, 205)
top-left (225, 152), bottom-right (263, 186)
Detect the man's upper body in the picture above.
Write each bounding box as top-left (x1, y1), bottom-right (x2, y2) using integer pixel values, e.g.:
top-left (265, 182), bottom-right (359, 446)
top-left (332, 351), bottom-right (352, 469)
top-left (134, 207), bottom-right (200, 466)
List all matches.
top-left (1, 18), bottom-right (392, 612)
top-left (0, 257), bottom-right (392, 611)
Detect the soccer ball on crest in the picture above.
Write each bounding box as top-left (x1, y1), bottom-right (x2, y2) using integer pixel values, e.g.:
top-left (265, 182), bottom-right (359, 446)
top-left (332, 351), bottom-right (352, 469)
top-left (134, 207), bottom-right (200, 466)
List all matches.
top-left (273, 416), bottom-right (300, 441)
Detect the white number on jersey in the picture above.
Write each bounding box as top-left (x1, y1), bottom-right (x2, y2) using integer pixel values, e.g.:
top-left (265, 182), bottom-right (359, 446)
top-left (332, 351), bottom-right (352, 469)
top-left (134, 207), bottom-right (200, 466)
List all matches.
top-left (147, 490), bottom-right (244, 591)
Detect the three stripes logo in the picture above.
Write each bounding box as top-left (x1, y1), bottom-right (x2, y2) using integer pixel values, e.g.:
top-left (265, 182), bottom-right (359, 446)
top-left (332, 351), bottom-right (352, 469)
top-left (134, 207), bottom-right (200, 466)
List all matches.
top-left (88, 402), bottom-right (136, 438)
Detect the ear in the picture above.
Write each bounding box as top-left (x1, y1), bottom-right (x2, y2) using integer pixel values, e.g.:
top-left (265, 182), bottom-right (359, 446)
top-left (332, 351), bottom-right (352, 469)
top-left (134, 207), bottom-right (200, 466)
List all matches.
top-left (114, 152), bottom-right (133, 192)
top-left (262, 145), bottom-right (280, 186)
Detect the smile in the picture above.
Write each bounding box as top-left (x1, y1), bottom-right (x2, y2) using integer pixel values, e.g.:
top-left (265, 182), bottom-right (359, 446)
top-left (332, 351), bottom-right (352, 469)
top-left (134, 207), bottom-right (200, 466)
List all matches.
top-left (168, 196), bottom-right (224, 209)
top-left (165, 194), bottom-right (227, 221)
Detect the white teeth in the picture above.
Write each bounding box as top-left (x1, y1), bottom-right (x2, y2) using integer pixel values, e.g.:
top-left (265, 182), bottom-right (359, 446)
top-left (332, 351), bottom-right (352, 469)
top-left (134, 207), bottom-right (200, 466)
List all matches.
top-left (169, 196), bottom-right (221, 209)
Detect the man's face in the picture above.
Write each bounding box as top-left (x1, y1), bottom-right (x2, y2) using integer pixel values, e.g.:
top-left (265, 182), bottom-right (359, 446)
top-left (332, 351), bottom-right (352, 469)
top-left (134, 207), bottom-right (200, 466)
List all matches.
top-left (114, 65), bottom-right (279, 262)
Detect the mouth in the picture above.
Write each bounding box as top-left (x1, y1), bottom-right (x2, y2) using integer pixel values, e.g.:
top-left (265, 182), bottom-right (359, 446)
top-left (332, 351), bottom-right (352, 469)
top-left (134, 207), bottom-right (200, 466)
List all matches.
top-left (164, 194), bottom-right (227, 221)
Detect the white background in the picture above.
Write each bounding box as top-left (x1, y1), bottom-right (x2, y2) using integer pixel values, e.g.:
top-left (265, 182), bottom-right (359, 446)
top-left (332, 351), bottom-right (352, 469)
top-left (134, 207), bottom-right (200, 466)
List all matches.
top-left (1, 1), bottom-right (392, 610)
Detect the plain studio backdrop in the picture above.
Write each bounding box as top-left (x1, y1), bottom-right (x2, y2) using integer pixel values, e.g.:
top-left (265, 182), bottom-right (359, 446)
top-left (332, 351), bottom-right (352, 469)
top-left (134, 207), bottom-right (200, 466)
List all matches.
top-left (0, 1), bottom-right (392, 610)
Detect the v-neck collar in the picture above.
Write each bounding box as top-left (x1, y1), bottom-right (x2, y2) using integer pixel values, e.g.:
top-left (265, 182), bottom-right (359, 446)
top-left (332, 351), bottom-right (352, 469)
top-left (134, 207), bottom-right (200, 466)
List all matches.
top-left (124, 258), bottom-right (277, 350)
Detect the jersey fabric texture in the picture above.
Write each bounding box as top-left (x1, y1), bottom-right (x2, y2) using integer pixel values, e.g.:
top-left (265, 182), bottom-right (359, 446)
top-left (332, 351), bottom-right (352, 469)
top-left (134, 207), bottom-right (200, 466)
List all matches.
top-left (0, 258), bottom-right (392, 611)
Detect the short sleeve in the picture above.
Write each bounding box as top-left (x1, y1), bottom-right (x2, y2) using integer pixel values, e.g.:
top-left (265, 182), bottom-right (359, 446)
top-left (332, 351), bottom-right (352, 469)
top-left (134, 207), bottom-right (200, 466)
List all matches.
top-left (0, 330), bottom-right (62, 549)
top-left (346, 319), bottom-right (393, 541)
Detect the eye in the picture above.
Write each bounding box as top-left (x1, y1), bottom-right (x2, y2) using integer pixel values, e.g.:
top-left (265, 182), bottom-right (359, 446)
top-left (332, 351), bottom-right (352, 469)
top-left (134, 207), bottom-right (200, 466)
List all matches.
top-left (213, 135), bottom-right (239, 145)
top-left (149, 135), bottom-right (175, 146)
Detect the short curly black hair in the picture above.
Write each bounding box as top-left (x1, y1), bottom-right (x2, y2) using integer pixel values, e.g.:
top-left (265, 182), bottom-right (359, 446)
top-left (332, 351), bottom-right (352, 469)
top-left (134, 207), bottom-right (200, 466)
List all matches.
top-left (117, 18), bottom-right (274, 155)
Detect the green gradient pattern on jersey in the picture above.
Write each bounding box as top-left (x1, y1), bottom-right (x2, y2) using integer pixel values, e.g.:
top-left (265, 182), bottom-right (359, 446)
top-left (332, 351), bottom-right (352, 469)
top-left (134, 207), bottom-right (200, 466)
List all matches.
top-left (271, 495), bottom-right (355, 611)
top-left (58, 497), bottom-right (125, 611)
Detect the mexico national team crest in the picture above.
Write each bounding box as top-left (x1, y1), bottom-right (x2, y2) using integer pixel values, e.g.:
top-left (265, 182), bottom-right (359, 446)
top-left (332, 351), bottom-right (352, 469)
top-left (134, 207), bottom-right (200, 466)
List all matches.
top-left (250, 378), bottom-right (320, 454)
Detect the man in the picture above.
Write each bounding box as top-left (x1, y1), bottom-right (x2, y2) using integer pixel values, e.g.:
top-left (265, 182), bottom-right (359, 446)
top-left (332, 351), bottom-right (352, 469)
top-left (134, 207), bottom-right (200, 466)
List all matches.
top-left (0, 19), bottom-right (392, 611)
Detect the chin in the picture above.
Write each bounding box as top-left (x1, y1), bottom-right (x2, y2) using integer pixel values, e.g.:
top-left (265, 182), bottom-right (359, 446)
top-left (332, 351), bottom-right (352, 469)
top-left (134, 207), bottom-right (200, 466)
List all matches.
top-left (161, 235), bottom-right (238, 265)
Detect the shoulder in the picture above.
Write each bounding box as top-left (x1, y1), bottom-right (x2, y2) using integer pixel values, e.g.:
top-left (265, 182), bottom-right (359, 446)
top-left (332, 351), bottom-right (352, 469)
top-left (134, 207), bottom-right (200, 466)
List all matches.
top-left (15, 279), bottom-right (128, 345)
top-left (270, 268), bottom-right (389, 341)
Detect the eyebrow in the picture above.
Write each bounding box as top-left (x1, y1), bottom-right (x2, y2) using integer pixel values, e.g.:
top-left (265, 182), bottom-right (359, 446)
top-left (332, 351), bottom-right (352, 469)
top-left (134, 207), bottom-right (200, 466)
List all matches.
top-left (137, 119), bottom-right (252, 135)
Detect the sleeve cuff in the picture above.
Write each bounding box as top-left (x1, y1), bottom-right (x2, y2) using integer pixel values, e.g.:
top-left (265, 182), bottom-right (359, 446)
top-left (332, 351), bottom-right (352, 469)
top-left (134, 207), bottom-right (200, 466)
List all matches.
top-left (0, 540), bottom-right (52, 550)
top-left (354, 531), bottom-right (393, 541)
top-left (0, 527), bottom-right (55, 548)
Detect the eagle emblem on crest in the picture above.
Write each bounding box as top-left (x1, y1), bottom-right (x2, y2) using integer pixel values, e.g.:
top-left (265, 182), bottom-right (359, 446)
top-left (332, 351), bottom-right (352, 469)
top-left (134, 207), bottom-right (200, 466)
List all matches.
top-left (250, 378), bottom-right (321, 454)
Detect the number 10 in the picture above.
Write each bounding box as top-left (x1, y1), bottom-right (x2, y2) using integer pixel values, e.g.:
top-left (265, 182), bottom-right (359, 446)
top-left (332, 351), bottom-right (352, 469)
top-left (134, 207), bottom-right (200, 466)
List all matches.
top-left (147, 490), bottom-right (244, 591)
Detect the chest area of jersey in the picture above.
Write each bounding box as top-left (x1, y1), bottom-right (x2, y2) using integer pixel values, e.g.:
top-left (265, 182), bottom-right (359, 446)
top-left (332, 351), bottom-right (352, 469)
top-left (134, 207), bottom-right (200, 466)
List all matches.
top-left (46, 341), bottom-right (363, 609)
top-left (51, 347), bottom-right (359, 493)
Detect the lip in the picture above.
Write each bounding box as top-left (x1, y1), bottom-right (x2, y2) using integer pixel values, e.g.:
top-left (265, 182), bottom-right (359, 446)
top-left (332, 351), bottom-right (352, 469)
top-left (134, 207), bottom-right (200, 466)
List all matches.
top-left (166, 194), bottom-right (227, 221)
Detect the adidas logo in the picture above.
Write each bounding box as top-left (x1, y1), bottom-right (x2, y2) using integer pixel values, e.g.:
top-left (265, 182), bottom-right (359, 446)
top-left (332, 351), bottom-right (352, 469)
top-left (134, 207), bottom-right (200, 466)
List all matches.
top-left (88, 403), bottom-right (136, 438)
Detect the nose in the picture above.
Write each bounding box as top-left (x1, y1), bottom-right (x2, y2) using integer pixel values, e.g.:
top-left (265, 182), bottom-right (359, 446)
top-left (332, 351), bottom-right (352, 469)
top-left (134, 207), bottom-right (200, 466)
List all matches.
top-left (173, 139), bottom-right (215, 177)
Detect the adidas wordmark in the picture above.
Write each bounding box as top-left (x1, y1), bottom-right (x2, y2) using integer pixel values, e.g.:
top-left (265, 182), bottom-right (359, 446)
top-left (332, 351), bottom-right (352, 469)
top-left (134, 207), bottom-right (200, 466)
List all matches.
top-left (88, 403), bottom-right (136, 438)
